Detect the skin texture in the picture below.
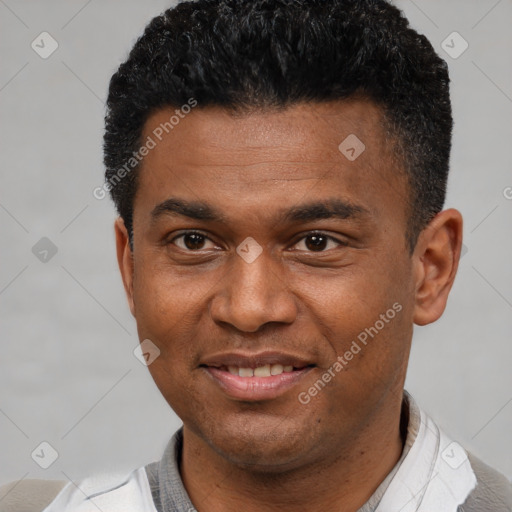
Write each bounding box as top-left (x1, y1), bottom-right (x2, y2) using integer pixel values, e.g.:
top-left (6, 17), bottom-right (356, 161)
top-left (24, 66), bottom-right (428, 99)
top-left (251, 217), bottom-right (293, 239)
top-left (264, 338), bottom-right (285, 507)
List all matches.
top-left (115, 100), bottom-right (463, 512)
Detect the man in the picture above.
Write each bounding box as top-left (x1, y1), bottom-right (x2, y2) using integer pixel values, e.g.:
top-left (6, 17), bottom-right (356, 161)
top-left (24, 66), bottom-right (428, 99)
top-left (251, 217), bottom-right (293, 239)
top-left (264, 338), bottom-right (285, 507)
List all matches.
top-left (2, 0), bottom-right (511, 510)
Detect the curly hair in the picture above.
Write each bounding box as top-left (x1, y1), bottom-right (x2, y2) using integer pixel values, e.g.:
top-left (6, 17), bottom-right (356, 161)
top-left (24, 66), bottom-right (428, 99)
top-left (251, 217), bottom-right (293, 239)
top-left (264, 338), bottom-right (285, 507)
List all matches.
top-left (104, 0), bottom-right (452, 252)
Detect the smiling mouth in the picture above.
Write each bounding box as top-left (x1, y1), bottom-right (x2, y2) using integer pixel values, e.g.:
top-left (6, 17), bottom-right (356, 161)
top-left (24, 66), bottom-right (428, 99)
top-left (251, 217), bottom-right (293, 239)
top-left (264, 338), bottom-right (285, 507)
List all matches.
top-left (206, 364), bottom-right (313, 378)
top-left (200, 360), bottom-right (315, 401)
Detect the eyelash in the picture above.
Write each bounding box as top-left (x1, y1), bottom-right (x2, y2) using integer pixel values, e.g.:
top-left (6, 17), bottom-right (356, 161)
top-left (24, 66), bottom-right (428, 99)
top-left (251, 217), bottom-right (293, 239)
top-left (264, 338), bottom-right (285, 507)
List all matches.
top-left (169, 230), bottom-right (347, 252)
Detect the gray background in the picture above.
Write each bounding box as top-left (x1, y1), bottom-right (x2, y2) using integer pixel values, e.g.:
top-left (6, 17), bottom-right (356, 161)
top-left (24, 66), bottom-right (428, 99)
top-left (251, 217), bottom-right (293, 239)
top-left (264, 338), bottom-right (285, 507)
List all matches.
top-left (0, 0), bottom-right (511, 489)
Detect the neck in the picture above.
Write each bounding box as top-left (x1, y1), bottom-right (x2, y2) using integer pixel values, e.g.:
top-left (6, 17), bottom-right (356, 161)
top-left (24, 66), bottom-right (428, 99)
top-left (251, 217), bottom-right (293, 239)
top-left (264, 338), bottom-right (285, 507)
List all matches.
top-left (180, 397), bottom-right (407, 512)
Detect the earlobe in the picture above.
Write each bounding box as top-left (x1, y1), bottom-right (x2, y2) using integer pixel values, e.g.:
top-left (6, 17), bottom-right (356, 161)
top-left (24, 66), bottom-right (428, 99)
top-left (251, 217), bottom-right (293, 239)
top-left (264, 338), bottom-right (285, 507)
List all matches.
top-left (412, 209), bottom-right (463, 326)
top-left (114, 217), bottom-right (136, 316)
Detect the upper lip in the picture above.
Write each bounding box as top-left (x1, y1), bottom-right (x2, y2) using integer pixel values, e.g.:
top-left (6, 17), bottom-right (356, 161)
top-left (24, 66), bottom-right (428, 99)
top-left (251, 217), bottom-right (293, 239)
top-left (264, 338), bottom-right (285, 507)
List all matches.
top-left (200, 351), bottom-right (315, 369)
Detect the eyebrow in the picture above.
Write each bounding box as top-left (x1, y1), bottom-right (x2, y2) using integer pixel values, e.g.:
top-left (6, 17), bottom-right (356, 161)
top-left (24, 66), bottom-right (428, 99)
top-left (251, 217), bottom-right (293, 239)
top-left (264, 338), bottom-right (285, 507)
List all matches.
top-left (150, 197), bottom-right (370, 225)
top-left (151, 198), bottom-right (227, 223)
top-left (283, 199), bottom-right (369, 223)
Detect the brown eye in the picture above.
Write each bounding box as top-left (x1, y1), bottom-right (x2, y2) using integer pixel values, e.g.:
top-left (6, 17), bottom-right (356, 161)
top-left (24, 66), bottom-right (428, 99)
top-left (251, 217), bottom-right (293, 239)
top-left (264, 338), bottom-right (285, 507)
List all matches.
top-left (293, 232), bottom-right (345, 252)
top-left (183, 233), bottom-right (205, 250)
top-left (172, 232), bottom-right (216, 251)
top-left (304, 234), bottom-right (328, 251)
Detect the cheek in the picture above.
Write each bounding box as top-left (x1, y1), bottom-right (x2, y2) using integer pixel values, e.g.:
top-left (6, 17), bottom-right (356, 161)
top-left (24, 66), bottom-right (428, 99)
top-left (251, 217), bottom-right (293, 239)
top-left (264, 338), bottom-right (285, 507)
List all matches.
top-left (146, 361), bottom-right (210, 431)
top-left (133, 260), bottom-right (211, 333)
top-left (135, 271), bottom-right (208, 408)
top-left (311, 305), bottom-right (411, 426)
top-left (131, 276), bottom-right (201, 389)
top-left (308, 258), bottom-right (413, 379)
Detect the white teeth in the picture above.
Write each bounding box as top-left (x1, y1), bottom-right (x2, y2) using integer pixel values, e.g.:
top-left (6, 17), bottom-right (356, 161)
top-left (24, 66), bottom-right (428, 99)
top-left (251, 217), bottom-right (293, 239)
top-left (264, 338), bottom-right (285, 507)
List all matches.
top-left (270, 364), bottom-right (284, 375)
top-left (225, 364), bottom-right (297, 377)
top-left (253, 364), bottom-right (271, 377)
top-left (238, 367), bottom-right (254, 377)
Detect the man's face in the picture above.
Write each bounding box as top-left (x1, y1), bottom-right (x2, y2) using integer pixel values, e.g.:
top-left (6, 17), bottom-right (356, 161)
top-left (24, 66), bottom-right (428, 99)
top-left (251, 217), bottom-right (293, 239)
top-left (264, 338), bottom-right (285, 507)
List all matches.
top-left (122, 100), bottom-right (418, 470)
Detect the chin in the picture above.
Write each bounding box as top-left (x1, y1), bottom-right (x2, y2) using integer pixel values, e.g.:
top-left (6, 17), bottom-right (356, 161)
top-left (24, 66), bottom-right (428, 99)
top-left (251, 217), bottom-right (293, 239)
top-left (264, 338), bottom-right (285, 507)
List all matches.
top-left (216, 442), bottom-right (311, 474)
top-left (198, 414), bottom-right (322, 472)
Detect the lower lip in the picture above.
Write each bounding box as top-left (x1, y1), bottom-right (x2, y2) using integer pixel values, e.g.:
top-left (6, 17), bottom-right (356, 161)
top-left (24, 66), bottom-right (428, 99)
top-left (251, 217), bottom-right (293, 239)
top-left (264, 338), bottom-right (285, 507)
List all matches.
top-left (204, 367), bottom-right (313, 401)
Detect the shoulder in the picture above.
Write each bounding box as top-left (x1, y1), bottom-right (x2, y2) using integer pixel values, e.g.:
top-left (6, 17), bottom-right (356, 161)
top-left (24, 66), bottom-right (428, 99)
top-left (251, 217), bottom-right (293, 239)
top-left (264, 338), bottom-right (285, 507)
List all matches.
top-left (3, 467), bottom-right (158, 512)
top-left (464, 451), bottom-right (512, 511)
top-left (0, 479), bottom-right (67, 512)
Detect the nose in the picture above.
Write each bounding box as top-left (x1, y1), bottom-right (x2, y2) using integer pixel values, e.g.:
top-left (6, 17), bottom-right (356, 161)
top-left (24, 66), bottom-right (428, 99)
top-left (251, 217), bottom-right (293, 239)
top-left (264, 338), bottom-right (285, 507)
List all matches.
top-left (209, 250), bottom-right (298, 333)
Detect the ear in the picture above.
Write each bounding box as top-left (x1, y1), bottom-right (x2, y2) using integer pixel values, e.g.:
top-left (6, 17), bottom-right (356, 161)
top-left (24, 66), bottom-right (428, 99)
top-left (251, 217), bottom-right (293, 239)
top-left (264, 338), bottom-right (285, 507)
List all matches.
top-left (115, 217), bottom-right (136, 316)
top-left (412, 208), bottom-right (463, 326)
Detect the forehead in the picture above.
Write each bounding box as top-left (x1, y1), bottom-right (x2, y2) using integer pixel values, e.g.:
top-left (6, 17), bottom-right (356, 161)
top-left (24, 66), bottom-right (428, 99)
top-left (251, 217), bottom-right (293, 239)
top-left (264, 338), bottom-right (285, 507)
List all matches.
top-left (135, 100), bottom-right (408, 229)
top-left (142, 100), bottom-right (389, 167)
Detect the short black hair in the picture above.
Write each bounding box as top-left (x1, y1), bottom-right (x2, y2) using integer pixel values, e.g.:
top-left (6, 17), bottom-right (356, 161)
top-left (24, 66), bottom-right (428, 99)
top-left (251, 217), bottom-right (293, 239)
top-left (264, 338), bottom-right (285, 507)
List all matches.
top-left (104, 0), bottom-right (452, 252)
